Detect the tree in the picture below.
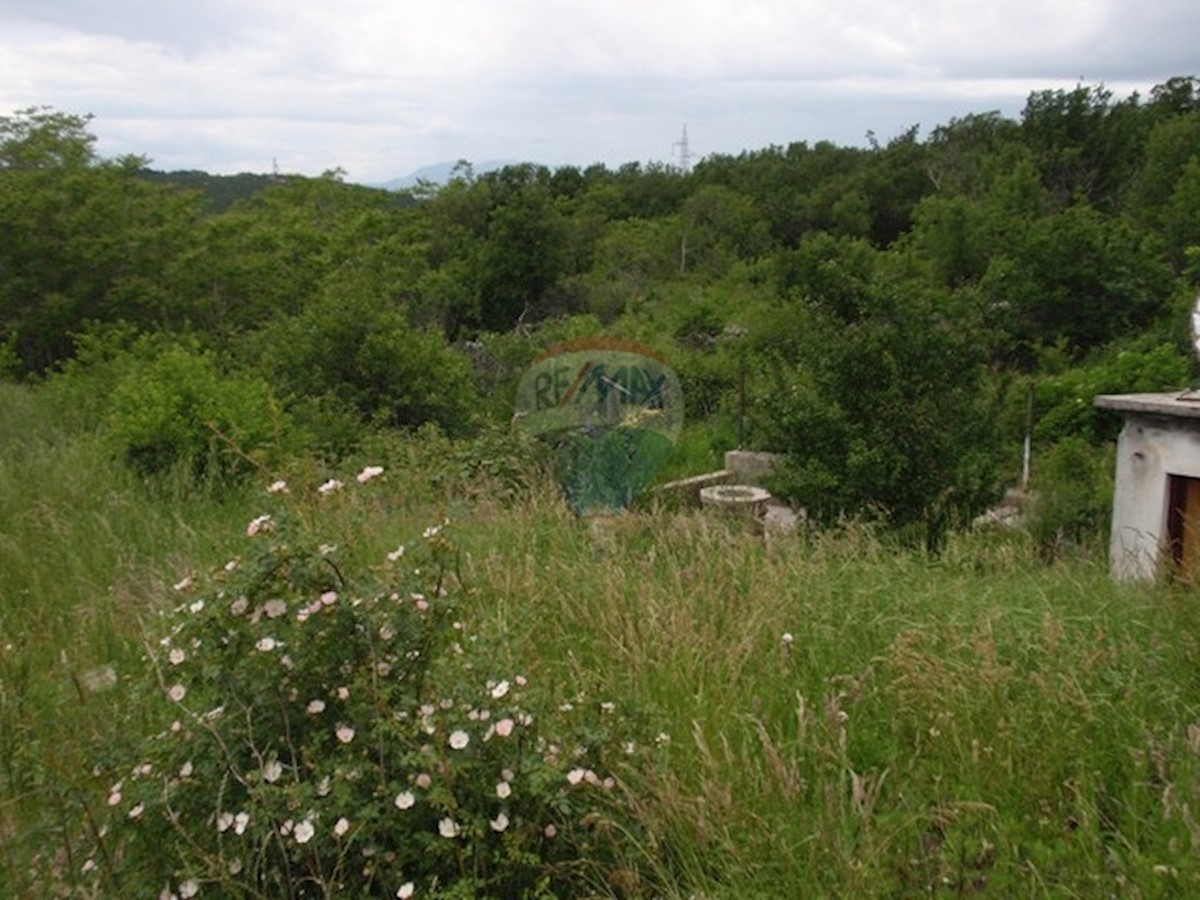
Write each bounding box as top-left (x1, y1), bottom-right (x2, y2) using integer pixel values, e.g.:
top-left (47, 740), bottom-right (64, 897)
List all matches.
top-left (249, 285), bottom-right (480, 438)
top-left (775, 232), bottom-right (879, 321)
top-left (1162, 158), bottom-right (1200, 269)
top-left (0, 109), bottom-right (204, 372)
top-left (692, 141), bottom-right (867, 247)
top-left (751, 278), bottom-right (999, 547)
top-left (476, 175), bottom-right (566, 332)
top-left (925, 111), bottom-right (1023, 197)
top-left (171, 171), bottom-right (398, 338)
top-left (678, 185), bottom-right (770, 276)
top-left (979, 202), bottom-right (1172, 360)
top-left (1128, 111), bottom-right (1200, 263)
top-left (909, 194), bottom-right (989, 287)
top-left (1148, 76), bottom-right (1200, 119)
top-left (1020, 84), bottom-right (1148, 211)
top-left (861, 126), bottom-right (934, 246)
top-left (582, 217), bottom-right (681, 319)
top-left (0, 107), bottom-right (96, 170)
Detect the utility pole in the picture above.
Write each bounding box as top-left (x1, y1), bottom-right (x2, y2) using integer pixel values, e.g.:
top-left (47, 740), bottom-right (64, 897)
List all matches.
top-left (674, 125), bottom-right (694, 273)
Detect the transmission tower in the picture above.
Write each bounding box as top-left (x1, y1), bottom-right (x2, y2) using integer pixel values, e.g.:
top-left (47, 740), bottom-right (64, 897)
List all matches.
top-left (673, 124), bottom-right (695, 173)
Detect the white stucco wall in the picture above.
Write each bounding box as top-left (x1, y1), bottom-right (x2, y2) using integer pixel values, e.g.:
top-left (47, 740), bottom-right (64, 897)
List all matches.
top-left (1096, 393), bottom-right (1200, 581)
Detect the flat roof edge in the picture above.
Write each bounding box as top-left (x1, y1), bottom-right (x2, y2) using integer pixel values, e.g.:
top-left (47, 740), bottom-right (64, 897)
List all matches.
top-left (1094, 392), bottom-right (1200, 419)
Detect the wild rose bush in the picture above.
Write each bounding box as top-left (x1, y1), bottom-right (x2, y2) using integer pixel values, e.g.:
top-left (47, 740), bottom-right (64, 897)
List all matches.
top-left (84, 469), bottom-right (659, 898)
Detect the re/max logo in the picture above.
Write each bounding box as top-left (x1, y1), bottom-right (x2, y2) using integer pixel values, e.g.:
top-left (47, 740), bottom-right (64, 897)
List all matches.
top-left (533, 361), bottom-right (669, 411)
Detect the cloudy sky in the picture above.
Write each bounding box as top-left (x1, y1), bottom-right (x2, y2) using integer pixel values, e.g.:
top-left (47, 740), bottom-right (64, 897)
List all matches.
top-left (1, 0), bottom-right (1195, 184)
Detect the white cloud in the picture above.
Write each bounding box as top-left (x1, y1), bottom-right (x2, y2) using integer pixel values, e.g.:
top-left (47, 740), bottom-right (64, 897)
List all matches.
top-left (0, 0), bottom-right (1194, 181)
top-left (0, 0), bottom-right (256, 54)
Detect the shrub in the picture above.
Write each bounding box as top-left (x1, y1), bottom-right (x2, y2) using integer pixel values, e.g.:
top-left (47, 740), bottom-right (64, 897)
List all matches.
top-left (250, 289), bottom-right (482, 437)
top-left (1032, 340), bottom-right (1193, 446)
top-left (0, 329), bottom-right (18, 379)
top-left (751, 290), bottom-right (1001, 548)
top-left (42, 324), bottom-right (170, 431)
top-left (84, 469), bottom-right (659, 898)
top-left (104, 342), bottom-right (285, 479)
top-left (1029, 436), bottom-right (1114, 556)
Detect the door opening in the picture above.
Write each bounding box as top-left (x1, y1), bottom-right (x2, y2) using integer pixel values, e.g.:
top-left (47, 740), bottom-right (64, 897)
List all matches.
top-left (1167, 474), bottom-right (1200, 581)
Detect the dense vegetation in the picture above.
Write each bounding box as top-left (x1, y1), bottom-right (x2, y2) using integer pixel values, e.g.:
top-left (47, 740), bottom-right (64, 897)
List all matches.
top-left (4, 79), bottom-right (1200, 542)
top-left (2, 79), bottom-right (1200, 896)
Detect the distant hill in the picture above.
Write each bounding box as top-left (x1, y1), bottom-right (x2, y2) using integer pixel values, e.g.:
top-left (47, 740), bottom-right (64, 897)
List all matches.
top-left (137, 169), bottom-right (284, 213)
top-left (138, 169), bottom-right (413, 213)
top-left (136, 159), bottom-right (525, 213)
top-left (373, 159), bottom-right (518, 191)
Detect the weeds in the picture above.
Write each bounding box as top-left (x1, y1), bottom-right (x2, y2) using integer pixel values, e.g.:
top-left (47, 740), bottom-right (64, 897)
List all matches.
top-left (3, 382), bottom-right (1200, 896)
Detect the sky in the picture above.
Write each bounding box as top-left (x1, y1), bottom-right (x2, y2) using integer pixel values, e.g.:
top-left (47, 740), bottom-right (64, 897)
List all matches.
top-left (1, 0), bottom-right (1196, 185)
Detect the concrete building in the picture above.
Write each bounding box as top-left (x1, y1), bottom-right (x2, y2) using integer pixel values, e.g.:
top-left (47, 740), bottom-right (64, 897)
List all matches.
top-left (1094, 392), bottom-right (1200, 581)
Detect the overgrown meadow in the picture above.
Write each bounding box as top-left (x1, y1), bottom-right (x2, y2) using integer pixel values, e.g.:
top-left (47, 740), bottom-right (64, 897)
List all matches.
top-left (4, 381), bottom-right (1200, 898)
top-left (6, 81), bottom-right (1200, 895)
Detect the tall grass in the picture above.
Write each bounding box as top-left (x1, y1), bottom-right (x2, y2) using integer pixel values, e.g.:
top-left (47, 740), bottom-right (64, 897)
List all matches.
top-left (3, 381), bottom-right (1200, 896)
top-left (457, 507), bottom-right (1200, 895)
top-left (0, 383), bottom-right (252, 893)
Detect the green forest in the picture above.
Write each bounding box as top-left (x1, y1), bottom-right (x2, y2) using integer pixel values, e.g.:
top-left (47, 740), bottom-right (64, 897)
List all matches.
top-left (4, 78), bottom-right (1200, 542)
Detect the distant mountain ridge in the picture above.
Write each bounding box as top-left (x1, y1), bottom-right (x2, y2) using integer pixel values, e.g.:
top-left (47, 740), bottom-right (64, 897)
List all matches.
top-left (137, 159), bottom-right (524, 212)
top-left (137, 168), bottom-right (281, 212)
top-left (372, 159), bottom-right (518, 191)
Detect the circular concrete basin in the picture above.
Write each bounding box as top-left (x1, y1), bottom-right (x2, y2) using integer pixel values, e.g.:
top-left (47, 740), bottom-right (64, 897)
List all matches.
top-left (699, 484), bottom-right (772, 524)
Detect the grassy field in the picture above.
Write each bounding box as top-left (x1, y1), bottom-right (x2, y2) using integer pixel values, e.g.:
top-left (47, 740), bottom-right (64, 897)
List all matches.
top-left (3, 380), bottom-right (1200, 897)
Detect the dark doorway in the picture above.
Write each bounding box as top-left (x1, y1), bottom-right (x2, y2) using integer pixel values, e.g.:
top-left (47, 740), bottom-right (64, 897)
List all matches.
top-left (1167, 475), bottom-right (1200, 580)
